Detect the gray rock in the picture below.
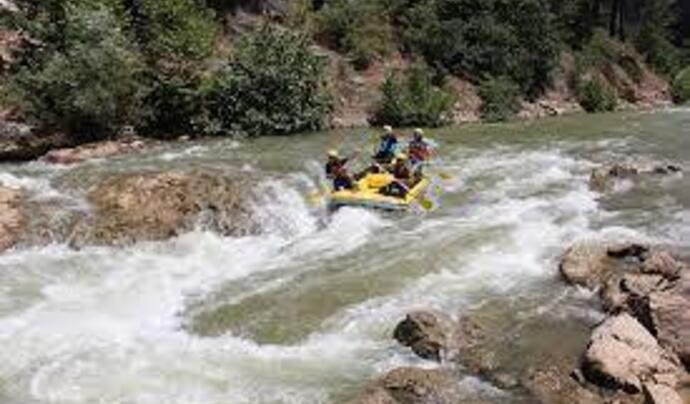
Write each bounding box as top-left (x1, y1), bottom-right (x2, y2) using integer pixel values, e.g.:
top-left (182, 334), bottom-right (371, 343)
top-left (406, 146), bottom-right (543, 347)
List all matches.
top-left (71, 170), bottom-right (258, 246)
top-left (582, 314), bottom-right (681, 393)
top-left (642, 383), bottom-right (683, 404)
top-left (650, 271), bottom-right (690, 368)
top-left (393, 311), bottom-right (454, 362)
top-left (350, 367), bottom-right (460, 404)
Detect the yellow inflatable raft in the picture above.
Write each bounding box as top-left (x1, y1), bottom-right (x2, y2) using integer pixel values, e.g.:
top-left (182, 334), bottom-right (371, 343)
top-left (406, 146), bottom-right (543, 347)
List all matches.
top-left (328, 173), bottom-right (431, 211)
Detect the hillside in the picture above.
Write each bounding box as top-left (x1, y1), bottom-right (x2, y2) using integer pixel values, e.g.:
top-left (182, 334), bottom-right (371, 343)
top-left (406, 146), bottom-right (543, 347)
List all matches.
top-left (0, 0), bottom-right (689, 155)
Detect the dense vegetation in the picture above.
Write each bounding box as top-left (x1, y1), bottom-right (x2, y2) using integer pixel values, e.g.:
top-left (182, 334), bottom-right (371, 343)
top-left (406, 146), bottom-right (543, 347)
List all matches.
top-left (373, 65), bottom-right (454, 127)
top-left (1, 0), bottom-right (689, 138)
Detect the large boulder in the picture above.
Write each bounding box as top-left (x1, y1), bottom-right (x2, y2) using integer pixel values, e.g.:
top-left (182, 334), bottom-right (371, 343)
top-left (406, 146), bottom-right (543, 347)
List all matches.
top-left (41, 139), bottom-right (148, 165)
top-left (650, 271), bottom-right (690, 368)
top-left (0, 122), bottom-right (72, 162)
top-left (393, 311), bottom-right (455, 362)
top-left (559, 242), bottom-right (649, 290)
top-left (349, 367), bottom-right (461, 404)
top-left (71, 171), bottom-right (257, 246)
top-left (582, 313), bottom-right (682, 394)
top-left (0, 186), bottom-right (24, 252)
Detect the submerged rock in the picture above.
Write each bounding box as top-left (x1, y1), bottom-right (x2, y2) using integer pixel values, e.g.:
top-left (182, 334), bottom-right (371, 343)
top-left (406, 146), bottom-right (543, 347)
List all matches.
top-left (582, 313), bottom-right (682, 394)
top-left (350, 367), bottom-right (461, 404)
top-left (41, 139), bottom-right (148, 165)
top-left (589, 162), bottom-right (682, 193)
top-left (71, 171), bottom-right (257, 246)
top-left (0, 186), bottom-right (24, 252)
top-left (393, 311), bottom-right (455, 362)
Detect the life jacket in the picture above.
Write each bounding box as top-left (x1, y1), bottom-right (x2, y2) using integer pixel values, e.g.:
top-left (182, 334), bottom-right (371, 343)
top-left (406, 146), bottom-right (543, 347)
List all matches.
top-left (325, 158), bottom-right (348, 178)
top-left (376, 134), bottom-right (398, 158)
top-left (409, 139), bottom-right (431, 162)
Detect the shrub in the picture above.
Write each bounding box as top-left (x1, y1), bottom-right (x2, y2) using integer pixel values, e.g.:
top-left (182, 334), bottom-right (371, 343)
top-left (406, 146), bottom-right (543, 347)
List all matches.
top-left (139, 74), bottom-right (206, 138)
top-left (396, 0), bottom-right (560, 98)
top-left (578, 30), bottom-right (645, 82)
top-left (372, 64), bottom-right (455, 127)
top-left (478, 77), bottom-right (521, 122)
top-left (672, 67), bottom-right (690, 104)
top-left (315, 0), bottom-right (392, 70)
top-left (7, 3), bottom-right (148, 138)
top-left (133, 0), bottom-right (217, 64)
top-left (205, 26), bottom-right (332, 136)
top-left (577, 76), bottom-right (617, 112)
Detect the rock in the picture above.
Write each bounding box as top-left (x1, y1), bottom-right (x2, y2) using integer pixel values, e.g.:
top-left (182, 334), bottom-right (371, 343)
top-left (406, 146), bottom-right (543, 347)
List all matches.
top-left (650, 165), bottom-right (682, 175)
top-left (559, 242), bottom-right (650, 289)
top-left (0, 186), bottom-right (24, 252)
top-left (641, 251), bottom-right (685, 279)
top-left (590, 164), bottom-right (639, 192)
top-left (643, 383), bottom-right (684, 404)
top-left (600, 272), bottom-right (664, 333)
top-left (350, 367), bottom-right (460, 404)
top-left (650, 271), bottom-right (690, 368)
top-left (0, 122), bottom-right (72, 162)
top-left (71, 171), bottom-right (257, 246)
top-left (589, 162), bottom-right (682, 193)
top-left (522, 364), bottom-right (605, 404)
top-left (582, 313), bottom-right (681, 394)
top-left (41, 139), bottom-right (148, 165)
top-left (393, 311), bottom-right (454, 362)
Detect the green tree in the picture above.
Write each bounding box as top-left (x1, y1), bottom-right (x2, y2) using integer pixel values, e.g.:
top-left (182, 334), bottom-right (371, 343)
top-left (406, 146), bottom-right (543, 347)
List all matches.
top-left (205, 26), bottom-right (332, 136)
top-left (577, 75), bottom-right (617, 112)
top-left (7, 2), bottom-right (147, 138)
top-left (672, 67), bottom-right (690, 104)
top-left (373, 64), bottom-right (455, 127)
top-left (478, 76), bottom-right (521, 122)
top-left (314, 0), bottom-right (392, 70)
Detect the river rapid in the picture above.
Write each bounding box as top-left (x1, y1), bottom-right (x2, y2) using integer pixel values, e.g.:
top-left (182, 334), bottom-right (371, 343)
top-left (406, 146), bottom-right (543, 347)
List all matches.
top-left (0, 109), bottom-right (688, 403)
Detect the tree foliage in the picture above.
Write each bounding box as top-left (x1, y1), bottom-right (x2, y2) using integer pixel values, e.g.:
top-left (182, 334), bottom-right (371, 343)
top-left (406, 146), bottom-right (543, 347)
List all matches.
top-left (478, 77), bottom-right (521, 122)
top-left (205, 27), bottom-right (332, 136)
top-left (8, 2), bottom-right (147, 138)
top-left (373, 64), bottom-right (455, 127)
top-left (672, 67), bottom-right (690, 104)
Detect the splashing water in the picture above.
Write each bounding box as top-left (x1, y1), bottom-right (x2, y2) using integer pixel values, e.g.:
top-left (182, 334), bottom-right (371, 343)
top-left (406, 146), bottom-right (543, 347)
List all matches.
top-left (0, 110), bottom-right (688, 403)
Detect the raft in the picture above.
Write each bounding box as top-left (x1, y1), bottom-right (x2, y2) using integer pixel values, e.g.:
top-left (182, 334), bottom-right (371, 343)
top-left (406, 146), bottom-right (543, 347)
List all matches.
top-left (328, 173), bottom-right (431, 211)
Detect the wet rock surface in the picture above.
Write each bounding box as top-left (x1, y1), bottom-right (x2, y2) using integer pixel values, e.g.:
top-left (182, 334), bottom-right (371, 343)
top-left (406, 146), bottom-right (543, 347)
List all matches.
top-left (559, 241), bottom-right (690, 403)
top-left (650, 271), bottom-right (690, 368)
top-left (393, 311), bottom-right (455, 362)
top-left (582, 313), bottom-right (682, 393)
top-left (71, 170), bottom-right (257, 246)
top-left (589, 162), bottom-right (682, 192)
top-left (0, 186), bottom-right (24, 252)
top-left (0, 122), bottom-right (72, 162)
top-left (41, 138), bottom-right (149, 165)
top-left (350, 367), bottom-right (462, 404)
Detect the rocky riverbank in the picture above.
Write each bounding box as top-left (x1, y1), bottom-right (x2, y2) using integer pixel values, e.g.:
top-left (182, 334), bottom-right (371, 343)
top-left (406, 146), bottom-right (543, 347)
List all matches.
top-left (349, 164), bottom-right (689, 404)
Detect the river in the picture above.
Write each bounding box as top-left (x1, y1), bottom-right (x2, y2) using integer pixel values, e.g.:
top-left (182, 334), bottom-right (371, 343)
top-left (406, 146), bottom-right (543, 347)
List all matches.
top-left (0, 109), bottom-right (688, 403)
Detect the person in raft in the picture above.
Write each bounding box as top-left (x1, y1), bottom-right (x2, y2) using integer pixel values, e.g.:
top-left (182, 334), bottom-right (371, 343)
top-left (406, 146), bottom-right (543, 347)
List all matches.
top-left (381, 153), bottom-right (413, 197)
top-left (325, 149), bottom-right (355, 191)
top-left (373, 125), bottom-right (399, 165)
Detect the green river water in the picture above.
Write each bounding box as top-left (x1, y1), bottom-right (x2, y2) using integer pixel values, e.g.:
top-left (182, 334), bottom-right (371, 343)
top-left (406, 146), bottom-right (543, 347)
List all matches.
top-left (0, 108), bottom-right (688, 403)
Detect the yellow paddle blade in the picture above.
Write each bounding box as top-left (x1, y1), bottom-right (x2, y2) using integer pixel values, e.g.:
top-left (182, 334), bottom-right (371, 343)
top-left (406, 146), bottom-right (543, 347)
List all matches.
top-left (418, 197), bottom-right (434, 211)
